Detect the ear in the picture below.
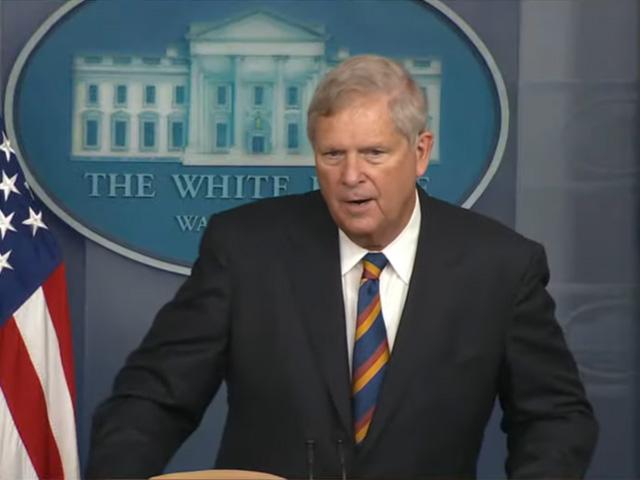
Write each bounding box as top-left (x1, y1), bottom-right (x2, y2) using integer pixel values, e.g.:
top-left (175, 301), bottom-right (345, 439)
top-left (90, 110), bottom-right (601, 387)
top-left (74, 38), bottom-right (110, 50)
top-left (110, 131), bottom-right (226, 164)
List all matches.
top-left (415, 130), bottom-right (433, 177)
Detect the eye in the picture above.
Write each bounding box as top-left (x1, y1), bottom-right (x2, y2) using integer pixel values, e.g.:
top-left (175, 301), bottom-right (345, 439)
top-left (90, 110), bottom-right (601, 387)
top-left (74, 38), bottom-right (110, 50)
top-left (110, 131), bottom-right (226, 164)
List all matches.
top-left (321, 150), bottom-right (344, 164)
top-left (364, 148), bottom-right (386, 162)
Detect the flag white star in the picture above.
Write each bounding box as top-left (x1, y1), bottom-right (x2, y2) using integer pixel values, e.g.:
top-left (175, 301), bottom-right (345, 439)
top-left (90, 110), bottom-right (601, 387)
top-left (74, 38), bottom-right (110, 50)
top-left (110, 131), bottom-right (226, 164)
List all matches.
top-left (0, 249), bottom-right (13, 275)
top-left (0, 170), bottom-right (20, 201)
top-left (0, 132), bottom-right (15, 162)
top-left (0, 209), bottom-right (16, 240)
top-left (22, 207), bottom-right (48, 236)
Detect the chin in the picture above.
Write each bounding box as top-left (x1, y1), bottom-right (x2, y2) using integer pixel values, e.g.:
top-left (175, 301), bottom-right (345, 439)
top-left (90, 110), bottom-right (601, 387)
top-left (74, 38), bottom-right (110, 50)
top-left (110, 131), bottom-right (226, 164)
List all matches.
top-left (341, 227), bottom-right (378, 246)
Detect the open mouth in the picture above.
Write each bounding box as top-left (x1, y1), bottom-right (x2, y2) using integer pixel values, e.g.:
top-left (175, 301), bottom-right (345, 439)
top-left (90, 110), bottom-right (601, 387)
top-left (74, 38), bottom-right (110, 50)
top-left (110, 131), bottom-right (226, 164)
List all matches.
top-left (348, 198), bottom-right (371, 205)
top-left (345, 198), bottom-right (373, 209)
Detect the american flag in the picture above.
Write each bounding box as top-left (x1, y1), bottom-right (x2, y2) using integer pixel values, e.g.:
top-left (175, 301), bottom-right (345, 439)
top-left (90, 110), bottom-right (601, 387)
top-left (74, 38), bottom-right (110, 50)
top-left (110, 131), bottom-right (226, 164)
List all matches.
top-left (0, 117), bottom-right (79, 479)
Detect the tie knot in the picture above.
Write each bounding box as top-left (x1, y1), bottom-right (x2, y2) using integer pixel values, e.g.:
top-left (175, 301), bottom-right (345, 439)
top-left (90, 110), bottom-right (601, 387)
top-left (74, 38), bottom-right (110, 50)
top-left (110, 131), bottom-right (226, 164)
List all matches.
top-left (362, 252), bottom-right (387, 280)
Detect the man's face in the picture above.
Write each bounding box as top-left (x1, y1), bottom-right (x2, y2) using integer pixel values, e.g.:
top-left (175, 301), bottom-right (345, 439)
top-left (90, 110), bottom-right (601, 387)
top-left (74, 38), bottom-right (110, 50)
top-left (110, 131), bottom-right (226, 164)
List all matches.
top-left (313, 95), bottom-right (433, 250)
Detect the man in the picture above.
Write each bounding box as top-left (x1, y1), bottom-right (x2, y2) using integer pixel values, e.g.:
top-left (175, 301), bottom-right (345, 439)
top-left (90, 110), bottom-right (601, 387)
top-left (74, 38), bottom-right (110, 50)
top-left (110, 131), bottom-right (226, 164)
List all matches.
top-left (87, 55), bottom-right (597, 479)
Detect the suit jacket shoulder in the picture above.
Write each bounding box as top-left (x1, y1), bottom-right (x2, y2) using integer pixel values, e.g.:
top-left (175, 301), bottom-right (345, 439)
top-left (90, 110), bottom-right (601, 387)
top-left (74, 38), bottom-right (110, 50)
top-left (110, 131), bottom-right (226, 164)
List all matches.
top-left (208, 190), bottom-right (330, 233)
top-left (418, 192), bottom-right (546, 289)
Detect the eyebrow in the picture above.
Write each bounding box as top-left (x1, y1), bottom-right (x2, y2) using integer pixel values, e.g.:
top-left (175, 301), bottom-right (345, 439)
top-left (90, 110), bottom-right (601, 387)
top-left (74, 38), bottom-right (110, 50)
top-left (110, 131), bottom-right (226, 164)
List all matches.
top-left (359, 145), bottom-right (387, 151)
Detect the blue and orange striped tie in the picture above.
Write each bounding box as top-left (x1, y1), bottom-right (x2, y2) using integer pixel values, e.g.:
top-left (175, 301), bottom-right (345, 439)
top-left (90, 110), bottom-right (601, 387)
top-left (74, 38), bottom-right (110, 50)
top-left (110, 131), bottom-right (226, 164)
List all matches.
top-left (352, 252), bottom-right (389, 445)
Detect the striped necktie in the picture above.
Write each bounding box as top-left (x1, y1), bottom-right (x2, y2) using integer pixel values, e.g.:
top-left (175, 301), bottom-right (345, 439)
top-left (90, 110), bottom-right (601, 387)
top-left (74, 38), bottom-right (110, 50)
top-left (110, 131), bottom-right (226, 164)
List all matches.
top-left (352, 252), bottom-right (389, 445)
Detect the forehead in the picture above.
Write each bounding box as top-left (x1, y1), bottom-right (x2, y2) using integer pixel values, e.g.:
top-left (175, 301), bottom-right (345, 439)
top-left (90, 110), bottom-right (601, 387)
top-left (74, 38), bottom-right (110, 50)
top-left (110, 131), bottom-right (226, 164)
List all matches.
top-left (330, 92), bottom-right (390, 116)
top-left (313, 96), bottom-right (401, 145)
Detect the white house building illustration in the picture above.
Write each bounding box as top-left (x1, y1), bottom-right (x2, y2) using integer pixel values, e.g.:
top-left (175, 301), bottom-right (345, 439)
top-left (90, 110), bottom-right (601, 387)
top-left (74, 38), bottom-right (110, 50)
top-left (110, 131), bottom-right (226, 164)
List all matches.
top-left (71, 10), bottom-right (441, 166)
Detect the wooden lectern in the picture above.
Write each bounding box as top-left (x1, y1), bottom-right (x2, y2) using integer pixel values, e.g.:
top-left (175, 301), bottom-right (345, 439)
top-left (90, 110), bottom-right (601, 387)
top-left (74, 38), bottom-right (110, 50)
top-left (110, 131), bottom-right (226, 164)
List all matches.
top-left (150, 469), bottom-right (285, 479)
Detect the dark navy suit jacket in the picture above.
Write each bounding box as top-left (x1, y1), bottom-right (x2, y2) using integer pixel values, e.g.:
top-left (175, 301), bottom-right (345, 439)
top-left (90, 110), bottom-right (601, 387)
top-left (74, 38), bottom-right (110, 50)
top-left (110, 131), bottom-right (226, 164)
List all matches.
top-left (87, 189), bottom-right (597, 479)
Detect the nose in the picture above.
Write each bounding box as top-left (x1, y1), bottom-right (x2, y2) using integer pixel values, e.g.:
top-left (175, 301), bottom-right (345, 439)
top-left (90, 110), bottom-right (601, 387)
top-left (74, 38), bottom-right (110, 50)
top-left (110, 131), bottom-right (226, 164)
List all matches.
top-left (340, 154), bottom-right (363, 187)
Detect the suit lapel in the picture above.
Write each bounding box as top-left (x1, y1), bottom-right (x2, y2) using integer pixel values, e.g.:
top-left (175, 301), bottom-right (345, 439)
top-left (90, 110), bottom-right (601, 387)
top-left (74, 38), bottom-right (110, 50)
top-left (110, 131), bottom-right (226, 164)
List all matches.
top-left (284, 192), bottom-right (353, 435)
top-left (360, 190), bottom-right (461, 454)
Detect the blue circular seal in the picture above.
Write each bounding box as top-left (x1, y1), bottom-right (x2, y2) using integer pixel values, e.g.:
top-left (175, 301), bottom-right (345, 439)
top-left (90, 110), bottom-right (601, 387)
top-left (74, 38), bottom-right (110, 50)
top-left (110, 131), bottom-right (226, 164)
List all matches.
top-left (5, 0), bottom-right (508, 274)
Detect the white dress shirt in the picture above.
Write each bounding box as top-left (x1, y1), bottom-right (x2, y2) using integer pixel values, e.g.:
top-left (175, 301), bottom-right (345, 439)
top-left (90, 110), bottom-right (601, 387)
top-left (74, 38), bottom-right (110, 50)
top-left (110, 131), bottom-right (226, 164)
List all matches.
top-left (339, 194), bottom-right (422, 372)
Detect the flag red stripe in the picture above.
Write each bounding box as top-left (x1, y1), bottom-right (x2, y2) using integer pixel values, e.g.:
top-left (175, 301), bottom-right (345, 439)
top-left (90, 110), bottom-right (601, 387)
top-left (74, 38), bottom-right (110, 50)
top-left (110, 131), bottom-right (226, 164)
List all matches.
top-left (42, 264), bottom-right (77, 406)
top-left (0, 316), bottom-right (64, 479)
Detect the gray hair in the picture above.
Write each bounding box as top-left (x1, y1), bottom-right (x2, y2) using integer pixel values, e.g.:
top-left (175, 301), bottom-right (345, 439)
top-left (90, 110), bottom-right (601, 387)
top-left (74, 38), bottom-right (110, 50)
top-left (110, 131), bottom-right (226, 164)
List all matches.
top-left (307, 54), bottom-right (427, 145)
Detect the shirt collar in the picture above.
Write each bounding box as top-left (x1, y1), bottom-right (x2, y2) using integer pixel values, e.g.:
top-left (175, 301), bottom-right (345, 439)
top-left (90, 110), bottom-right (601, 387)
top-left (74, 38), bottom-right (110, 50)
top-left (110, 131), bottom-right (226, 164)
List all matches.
top-left (339, 191), bottom-right (422, 284)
